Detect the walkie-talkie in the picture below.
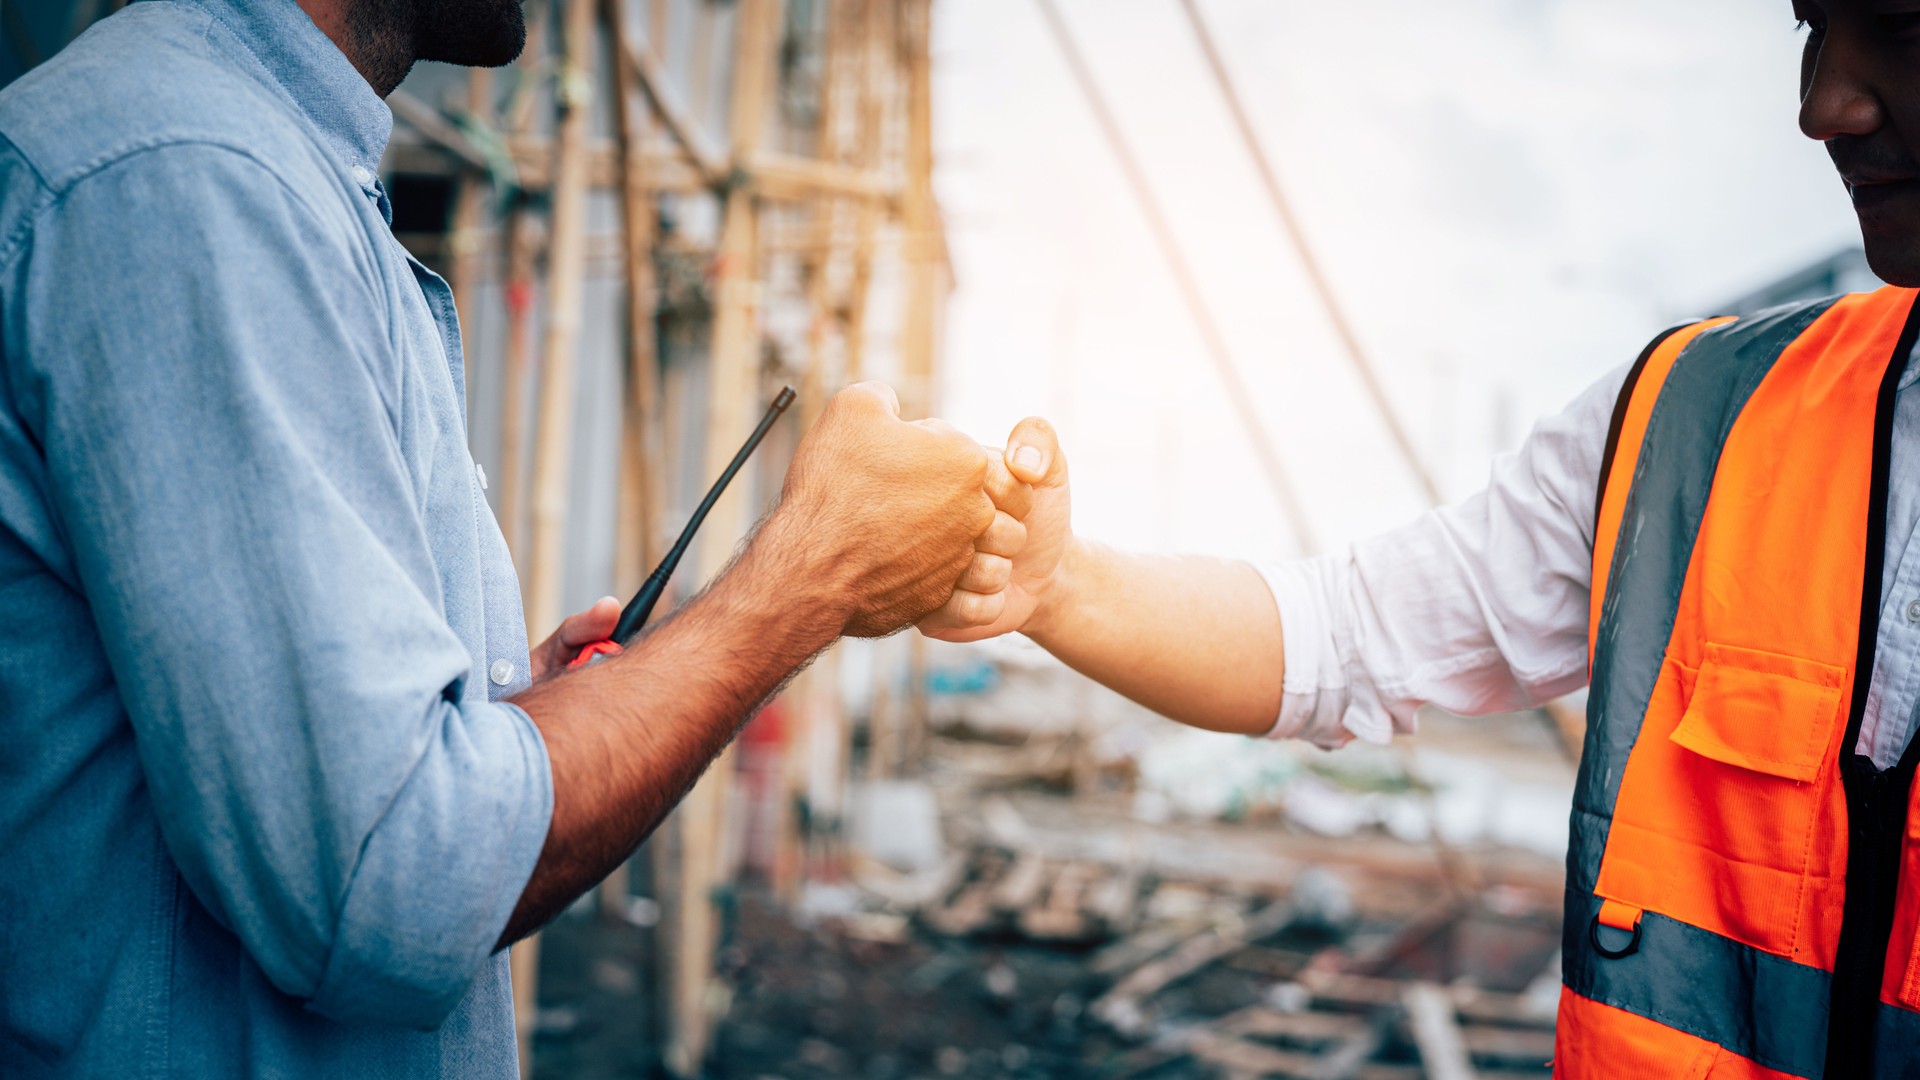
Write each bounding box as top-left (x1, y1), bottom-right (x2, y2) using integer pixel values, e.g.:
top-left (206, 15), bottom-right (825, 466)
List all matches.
top-left (568, 386), bottom-right (797, 668)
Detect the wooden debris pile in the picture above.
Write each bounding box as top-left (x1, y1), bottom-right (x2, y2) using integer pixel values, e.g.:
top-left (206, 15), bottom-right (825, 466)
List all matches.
top-left (916, 847), bottom-right (1145, 945)
top-left (898, 836), bottom-right (1561, 1078)
top-left (1111, 970), bottom-right (1560, 1079)
top-left (1087, 888), bottom-right (1561, 1079)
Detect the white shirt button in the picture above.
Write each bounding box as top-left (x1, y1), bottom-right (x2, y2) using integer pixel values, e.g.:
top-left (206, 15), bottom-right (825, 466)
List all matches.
top-left (1906, 599), bottom-right (1920, 624)
top-left (475, 462), bottom-right (488, 491)
top-left (351, 164), bottom-right (375, 186)
top-left (489, 658), bottom-right (515, 686)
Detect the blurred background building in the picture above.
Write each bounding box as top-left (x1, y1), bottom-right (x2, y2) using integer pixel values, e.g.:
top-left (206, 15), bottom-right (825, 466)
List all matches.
top-left (2, 1), bottom-right (1877, 1077)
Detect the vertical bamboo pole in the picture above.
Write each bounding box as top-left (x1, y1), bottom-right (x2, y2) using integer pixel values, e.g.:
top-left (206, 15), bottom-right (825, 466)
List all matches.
top-left (603, 8), bottom-right (677, 1067)
top-left (598, 0), bottom-right (672, 925)
top-left (843, 0), bottom-right (891, 793)
top-left (495, 1), bottom-right (553, 564)
top-left (495, 210), bottom-right (536, 563)
top-left (664, 1), bottom-right (783, 1073)
top-left (797, 0), bottom-right (846, 418)
top-left (897, 0), bottom-right (938, 773)
top-left (448, 68), bottom-right (495, 432)
top-left (688, 0), bottom-right (720, 128)
top-left (898, 0), bottom-right (937, 417)
top-left (512, 0), bottom-right (599, 1073)
top-left (840, 0), bottom-right (891, 383)
top-left (775, 0), bottom-right (850, 902)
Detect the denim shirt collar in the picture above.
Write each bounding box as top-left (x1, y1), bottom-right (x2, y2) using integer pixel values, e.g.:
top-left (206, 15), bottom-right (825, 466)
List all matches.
top-left (182, 0), bottom-right (392, 193)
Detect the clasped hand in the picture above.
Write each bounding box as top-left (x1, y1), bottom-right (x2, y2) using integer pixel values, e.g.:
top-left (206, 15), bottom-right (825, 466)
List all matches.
top-left (539, 386), bottom-right (1069, 670)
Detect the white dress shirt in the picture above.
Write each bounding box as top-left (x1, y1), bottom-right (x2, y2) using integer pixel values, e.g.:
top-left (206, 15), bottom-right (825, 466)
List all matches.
top-left (1261, 341), bottom-right (1920, 770)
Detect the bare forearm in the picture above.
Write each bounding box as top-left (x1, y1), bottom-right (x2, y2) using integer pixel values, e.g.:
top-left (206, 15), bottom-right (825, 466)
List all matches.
top-left (1024, 538), bottom-right (1284, 735)
top-left (500, 515), bottom-right (841, 943)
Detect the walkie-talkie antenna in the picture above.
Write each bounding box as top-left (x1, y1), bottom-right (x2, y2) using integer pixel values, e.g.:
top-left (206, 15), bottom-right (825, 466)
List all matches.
top-left (611, 386), bottom-right (797, 643)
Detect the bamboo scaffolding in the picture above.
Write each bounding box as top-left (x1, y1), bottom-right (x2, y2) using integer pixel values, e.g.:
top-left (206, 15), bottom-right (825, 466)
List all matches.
top-left (511, 0), bottom-right (599, 1071)
top-left (841, 0), bottom-right (892, 383)
top-left (447, 68), bottom-right (495, 431)
top-left (493, 0), bottom-right (553, 566)
top-left (372, 2), bottom-right (937, 1072)
top-left (897, 0), bottom-right (938, 773)
top-left (664, 0), bottom-right (783, 1071)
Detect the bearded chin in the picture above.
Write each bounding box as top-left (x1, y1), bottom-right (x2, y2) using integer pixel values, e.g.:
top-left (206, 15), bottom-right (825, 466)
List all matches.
top-left (414, 0), bottom-right (527, 68)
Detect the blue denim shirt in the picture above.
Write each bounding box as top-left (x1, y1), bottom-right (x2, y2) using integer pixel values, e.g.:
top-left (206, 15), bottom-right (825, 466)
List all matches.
top-left (0, 0), bottom-right (552, 1076)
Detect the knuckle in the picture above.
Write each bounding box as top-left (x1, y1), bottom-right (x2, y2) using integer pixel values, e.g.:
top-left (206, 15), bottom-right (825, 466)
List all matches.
top-left (971, 590), bottom-right (1007, 624)
top-left (984, 460), bottom-right (1012, 497)
top-left (1005, 517), bottom-right (1028, 549)
top-left (970, 496), bottom-right (996, 533)
top-left (972, 554), bottom-right (1012, 589)
top-left (952, 590), bottom-right (991, 624)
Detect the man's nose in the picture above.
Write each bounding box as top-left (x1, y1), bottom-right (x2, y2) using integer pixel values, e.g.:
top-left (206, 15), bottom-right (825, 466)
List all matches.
top-left (1801, 30), bottom-right (1885, 142)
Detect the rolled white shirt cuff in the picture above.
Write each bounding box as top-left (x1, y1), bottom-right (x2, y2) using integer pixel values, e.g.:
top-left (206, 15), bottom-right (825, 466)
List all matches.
top-left (1259, 553), bottom-right (1382, 749)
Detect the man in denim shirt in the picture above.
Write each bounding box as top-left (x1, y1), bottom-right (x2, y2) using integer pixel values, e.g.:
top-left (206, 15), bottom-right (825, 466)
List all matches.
top-left (0, 0), bottom-right (1028, 1075)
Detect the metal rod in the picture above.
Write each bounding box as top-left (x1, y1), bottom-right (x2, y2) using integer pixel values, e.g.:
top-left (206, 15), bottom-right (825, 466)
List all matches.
top-left (1033, 0), bottom-right (1319, 554)
top-left (1177, 0), bottom-right (1442, 506)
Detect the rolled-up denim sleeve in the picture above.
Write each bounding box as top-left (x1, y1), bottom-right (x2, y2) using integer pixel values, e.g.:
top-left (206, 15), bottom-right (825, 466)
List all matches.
top-left (14, 144), bottom-right (551, 1029)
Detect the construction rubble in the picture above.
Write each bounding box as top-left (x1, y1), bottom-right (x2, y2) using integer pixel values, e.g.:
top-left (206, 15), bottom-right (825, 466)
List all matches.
top-left (532, 643), bottom-right (1577, 1078)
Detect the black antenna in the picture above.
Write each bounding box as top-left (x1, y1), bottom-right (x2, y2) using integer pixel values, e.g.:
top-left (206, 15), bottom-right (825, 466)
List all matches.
top-left (612, 386), bottom-right (797, 643)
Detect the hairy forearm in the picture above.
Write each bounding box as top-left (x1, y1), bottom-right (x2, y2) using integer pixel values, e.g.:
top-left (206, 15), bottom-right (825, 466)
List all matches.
top-left (1024, 538), bottom-right (1284, 736)
top-left (500, 515), bottom-right (843, 944)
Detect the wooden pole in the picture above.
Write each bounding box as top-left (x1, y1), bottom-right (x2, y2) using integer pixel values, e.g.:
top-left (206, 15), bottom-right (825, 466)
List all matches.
top-left (614, 13), bottom-right (728, 184)
top-left (776, 0), bottom-right (852, 901)
top-left (688, 0), bottom-right (719, 129)
top-left (840, 0), bottom-right (891, 383)
top-left (512, 0), bottom-right (599, 1072)
top-left (898, 0), bottom-right (937, 417)
top-left (897, 0), bottom-right (937, 773)
top-left (664, 2), bottom-right (783, 1073)
top-left (448, 68), bottom-right (495, 432)
top-left (495, 208), bottom-right (536, 564)
top-left (494, 0), bottom-right (553, 566)
top-left (524, 0), bottom-right (599, 638)
top-left (601, 7), bottom-right (679, 1068)
top-left (599, 0), bottom-right (673, 926)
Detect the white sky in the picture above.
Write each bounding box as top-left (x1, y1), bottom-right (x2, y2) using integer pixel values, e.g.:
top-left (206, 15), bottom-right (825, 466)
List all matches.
top-left (929, 0), bottom-right (1861, 560)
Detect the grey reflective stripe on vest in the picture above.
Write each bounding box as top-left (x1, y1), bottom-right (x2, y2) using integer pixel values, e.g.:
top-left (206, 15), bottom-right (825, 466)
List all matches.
top-left (1571, 298), bottom-right (1841, 1078)
top-left (1576, 298), bottom-right (1838, 892)
top-left (1874, 1004), bottom-right (1920, 1077)
top-left (1563, 890), bottom-right (1832, 1077)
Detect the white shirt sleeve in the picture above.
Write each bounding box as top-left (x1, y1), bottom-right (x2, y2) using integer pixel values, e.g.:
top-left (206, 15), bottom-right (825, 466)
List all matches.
top-left (1256, 363), bottom-right (1631, 748)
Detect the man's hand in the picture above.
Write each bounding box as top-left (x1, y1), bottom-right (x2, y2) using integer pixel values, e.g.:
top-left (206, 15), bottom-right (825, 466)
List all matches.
top-left (499, 381), bottom-right (1017, 944)
top-left (920, 417), bottom-right (1070, 642)
top-left (770, 382), bottom-right (1009, 638)
top-left (530, 596), bottom-right (621, 681)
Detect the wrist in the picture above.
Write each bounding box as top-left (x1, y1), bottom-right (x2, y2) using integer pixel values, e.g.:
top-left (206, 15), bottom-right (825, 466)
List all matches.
top-left (1022, 534), bottom-right (1092, 645)
top-left (736, 505), bottom-right (860, 642)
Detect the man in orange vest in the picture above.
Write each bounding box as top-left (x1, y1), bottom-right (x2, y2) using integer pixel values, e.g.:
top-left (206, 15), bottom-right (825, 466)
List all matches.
top-left (917, 3), bottom-right (1920, 1076)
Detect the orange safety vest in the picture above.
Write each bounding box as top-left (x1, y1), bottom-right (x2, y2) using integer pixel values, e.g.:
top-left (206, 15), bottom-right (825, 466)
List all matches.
top-left (1563, 286), bottom-right (1920, 1079)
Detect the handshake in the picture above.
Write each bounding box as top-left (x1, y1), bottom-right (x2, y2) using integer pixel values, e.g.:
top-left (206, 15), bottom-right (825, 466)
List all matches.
top-left (761, 381), bottom-right (1070, 646)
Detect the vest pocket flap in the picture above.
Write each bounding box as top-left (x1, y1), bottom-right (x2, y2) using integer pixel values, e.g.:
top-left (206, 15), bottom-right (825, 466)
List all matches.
top-left (1668, 643), bottom-right (1845, 783)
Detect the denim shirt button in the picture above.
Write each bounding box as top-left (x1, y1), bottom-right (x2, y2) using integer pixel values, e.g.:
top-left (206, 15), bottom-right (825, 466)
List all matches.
top-left (489, 659), bottom-right (514, 686)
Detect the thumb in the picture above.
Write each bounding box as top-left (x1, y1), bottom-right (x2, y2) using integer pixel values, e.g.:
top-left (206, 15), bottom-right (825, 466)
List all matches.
top-left (1005, 417), bottom-right (1067, 487)
top-left (558, 596), bottom-right (622, 646)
